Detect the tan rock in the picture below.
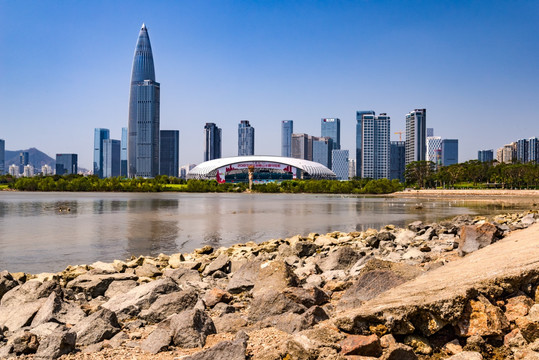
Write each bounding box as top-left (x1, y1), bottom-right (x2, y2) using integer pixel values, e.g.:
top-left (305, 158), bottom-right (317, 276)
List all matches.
top-left (456, 295), bottom-right (509, 337)
top-left (506, 294), bottom-right (534, 322)
top-left (404, 334), bottom-right (432, 355)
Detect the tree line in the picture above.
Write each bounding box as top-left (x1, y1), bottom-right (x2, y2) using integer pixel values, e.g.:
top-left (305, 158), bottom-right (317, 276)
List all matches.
top-left (404, 160), bottom-right (539, 189)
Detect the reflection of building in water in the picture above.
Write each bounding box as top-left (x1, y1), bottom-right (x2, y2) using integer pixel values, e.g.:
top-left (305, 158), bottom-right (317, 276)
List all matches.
top-left (126, 199), bottom-right (179, 256)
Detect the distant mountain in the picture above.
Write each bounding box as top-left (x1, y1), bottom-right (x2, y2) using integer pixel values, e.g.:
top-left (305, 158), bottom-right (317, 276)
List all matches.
top-left (5, 148), bottom-right (55, 169)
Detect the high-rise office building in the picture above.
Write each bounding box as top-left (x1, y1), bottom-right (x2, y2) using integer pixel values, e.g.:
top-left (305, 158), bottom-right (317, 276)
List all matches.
top-left (291, 133), bottom-right (311, 160)
top-left (478, 150), bottom-right (494, 162)
top-left (160, 130), bottom-right (179, 177)
top-left (204, 123), bottom-right (222, 161)
top-left (121, 127), bottom-right (128, 177)
top-left (56, 154), bottom-right (78, 175)
top-left (19, 151), bottom-right (29, 174)
top-left (390, 141), bottom-right (406, 182)
top-left (332, 150), bottom-right (349, 180)
top-left (356, 111), bottom-right (390, 179)
top-left (498, 143), bottom-right (516, 163)
top-left (405, 109), bottom-right (427, 166)
top-left (103, 139), bottom-right (121, 178)
top-left (281, 120), bottom-right (293, 157)
top-left (528, 138), bottom-right (538, 163)
top-left (516, 138), bottom-right (529, 163)
top-left (348, 159), bottom-right (356, 179)
top-left (312, 136), bottom-right (333, 169)
top-left (238, 120), bottom-right (255, 156)
top-left (441, 139), bottom-right (458, 166)
top-left (427, 128), bottom-right (434, 137)
top-left (128, 23), bottom-right (160, 178)
top-left (0, 139), bottom-right (4, 175)
top-left (94, 128), bottom-right (110, 178)
top-left (426, 136), bottom-right (442, 165)
top-left (321, 118), bottom-right (340, 150)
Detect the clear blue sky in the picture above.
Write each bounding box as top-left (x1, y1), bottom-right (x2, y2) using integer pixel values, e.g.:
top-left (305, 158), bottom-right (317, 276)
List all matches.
top-left (1, 0), bottom-right (538, 169)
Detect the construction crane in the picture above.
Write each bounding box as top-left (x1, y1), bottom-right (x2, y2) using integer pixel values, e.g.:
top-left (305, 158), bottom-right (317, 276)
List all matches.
top-left (394, 131), bottom-right (404, 141)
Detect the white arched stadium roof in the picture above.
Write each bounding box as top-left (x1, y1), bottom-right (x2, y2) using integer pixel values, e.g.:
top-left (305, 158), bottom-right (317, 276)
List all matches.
top-left (188, 156), bottom-right (336, 180)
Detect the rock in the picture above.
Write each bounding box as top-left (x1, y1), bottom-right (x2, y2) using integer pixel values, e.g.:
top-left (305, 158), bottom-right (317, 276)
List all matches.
top-left (213, 302), bottom-right (236, 316)
top-left (141, 327), bottom-right (172, 354)
top-left (0, 271), bottom-right (18, 301)
top-left (1, 280), bottom-right (58, 306)
top-left (135, 263), bottom-right (162, 278)
top-left (394, 230), bottom-right (416, 247)
top-left (408, 221), bottom-right (423, 232)
top-left (204, 288), bottom-right (233, 308)
top-left (195, 245), bottom-right (214, 255)
top-left (71, 308), bottom-right (120, 346)
top-left (101, 277), bottom-right (178, 316)
top-left (90, 261), bottom-right (117, 273)
top-left (339, 334), bottom-right (382, 357)
top-left (34, 326), bottom-right (76, 360)
top-left (411, 311), bottom-right (447, 336)
top-left (403, 334), bottom-right (432, 355)
top-left (0, 298), bottom-right (47, 331)
top-left (504, 328), bottom-right (527, 348)
top-left (252, 260), bottom-right (299, 296)
top-left (248, 290), bottom-right (306, 322)
top-left (139, 288), bottom-right (198, 323)
top-left (213, 313), bottom-right (248, 333)
top-left (283, 286), bottom-right (330, 308)
top-left (292, 241), bottom-right (319, 258)
top-left (319, 247), bottom-right (361, 271)
top-left (181, 331), bottom-right (248, 360)
top-left (170, 308), bottom-right (216, 348)
top-left (381, 343), bottom-right (418, 360)
top-left (380, 334), bottom-right (397, 348)
top-left (522, 214), bottom-right (536, 226)
top-left (458, 223), bottom-right (499, 256)
top-left (31, 291), bottom-right (85, 327)
top-left (515, 315), bottom-right (539, 342)
top-left (67, 273), bottom-right (137, 298)
top-left (505, 294), bottom-right (534, 322)
top-left (456, 295), bottom-right (509, 337)
top-left (82, 342), bottom-right (103, 354)
top-left (202, 253), bottom-right (231, 276)
top-left (262, 306), bottom-right (329, 334)
top-left (226, 260), bottom-right (263, 294)
top-left (104, 280), bottom-right (138, 298)
top-left (442, 339), bottom-right (463, 355)
top-left (30, 322), bottom-right (63, 337)
top-left (446, 351), bottom-right (483, 360)
top-left (12, 331), bottom-right (39, 355)
top-left (163, 267), bottom-right (201, 285)
top-left (338, 270), bottom-right (406, 309)
top-left (168, 253), bottom-right (185, 268)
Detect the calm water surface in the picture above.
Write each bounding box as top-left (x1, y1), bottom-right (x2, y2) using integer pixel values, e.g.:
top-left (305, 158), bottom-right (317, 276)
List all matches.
top-left (0, 192), bottom-right (529, 273)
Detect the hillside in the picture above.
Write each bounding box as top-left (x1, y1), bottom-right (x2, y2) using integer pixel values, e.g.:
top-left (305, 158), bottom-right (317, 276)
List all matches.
top-left (5, 147), bottom-right (55, 169)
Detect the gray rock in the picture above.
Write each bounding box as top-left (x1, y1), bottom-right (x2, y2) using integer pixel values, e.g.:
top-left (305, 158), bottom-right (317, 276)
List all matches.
top-left (226, 260), bottom-right (263, 294)
top-left (202, 253), bottom-right (231, 276)
top-left (213, 313), bottom-right (248, 333)
top-left (1, 280), bottom-right (58, 306)
top-left (104, 280), bottom-right (137, 299)
top-left (339, 270), bottom-right (406, 309)
top-left (408, 221), bottom-right (424, 232)
top-left (0, 298), bottom-right (47, 331)
top-left (458, 223), bottom-right (499, 256)
top-left (170, 309), bottom-right (216, 348)
top-left (66, 273), bottom-right (137, 298)
top-left (293, 241), bottom-right (319, 257)
top-left (139, 288), bottom-right (198, 323)
top-left (522, 214), bottom-right (536, 226)
top-left (248, 290), bottom-right (306, 322)
top-left (182, 331), bottom-right (248, 360)
top-left (31, 291), bottom-right (85, 327)
top-left (0, 271), bottom-right (18, 301)
top-left (101, 277), bottom-right (178, 316)
top-left (283, 286), bottom-right (330, 308)
top-left (319, 246), bottom-right (361, 271)
top-left (212, 302), bottom-right (235, 316)
top-left (141, 326), bottom-right (172, 354)
top-left (135, 263), bottom-right (162, 278)
top-left (30, 322), bottom-right (63, 338)
top-left (381, 343), bottom-right (418, 360)
top-left (264, 306), bottom-right (329, 334)
top-left (395, 230), bottom-right (416, 247)
top-left (12, 331), bottom-right (39, 355)
top-left (446, 351), bottom-right (483, 360)
top-left (163, 268), bottom-right (201, 285)
top-left (34, 326), bottom-right (76, 360)
top-left (108, 331), bottom-right (129, 348)
top-left (71, 308), bottom-right (120, 346)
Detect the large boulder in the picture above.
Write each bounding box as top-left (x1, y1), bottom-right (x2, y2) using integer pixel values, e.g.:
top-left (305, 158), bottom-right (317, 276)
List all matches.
top-left (139, 288), bottom-right (198, 323)
top-left (227, 260), bottom-right (298, 296)
top-left (202, 253), bottom-right (231, 276)
top-left (319, 247), bottom-right (361, 272)
top-left (31, 291), bottom-right (85, 327)
top-left (181, 331), bottom-right (248, 360)
top-left (141, 327), bottom-right (172, 354)
top-left (1, 280), bottom-right (58, 306)
top-left (163, 267), bottom-right (201, 285)
top-left (226, 260), bottom-right (263, 294)
top-left (458, 223), bottom-right (499, 256)
top-left (66, 272), bottom-right (137, 298)
top-left (339, 334), bottom-right (382, 357)
top-left (0, 271), bottom-right (18, 301)
top-left (170, 309), bottom-right (216, 348)
top-left (0, 298), bottom-right (47, 331)
top-left (339, 270), bottom-right (406, 309)
top-left (248, 290), bottom-right (306, 322)
top-left (34, 326), bottom-right (76, 360)
top-left (71, 308), bottom-right (120, 346)
top-left (456, 295), bottom-right (509, 337)
top-left (101, 277), bottom-right (178, 316)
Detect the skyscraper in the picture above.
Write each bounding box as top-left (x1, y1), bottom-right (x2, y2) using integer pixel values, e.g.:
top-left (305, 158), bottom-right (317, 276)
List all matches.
top-left (94, 128), bottom-right (110, 178)
top-left (405, 109), bottom-right (427, 166)
top-left (56, 154), bottom-right (78, 175)
top-left (441, 139), bottom-right (458, 166)
top-left (312, 136), bottom-right (333, 169)
top-left (516, 139), bottom-right (529, 163)
top-left (528, 138), bottom-right (538, 163)
top-left (204, 123), bottom-right (222, 161)
top-left (291, 133), bottom-right (311, 160)
top-left (0, 139), bottom-right (4, 175)
top-left (128, 23), bottom-right (160, 178)
top-left (427, 128), bottom-right (434, 137)
top-left (390, 141), bottom-right (406, 182)
top-left (19, 151), bottom-right (29, 174)
top-left (356, 111), bottom-right (390, 179)
top-left (121, 127), bottom-right (128, 177)
top-left (426, 136), bottom-right (442, 164)
top-left (281, 120), bottom-right (293, 157)
top-left (160, 130), bottom-right (180, 177)
top-left (238, 120), bottom-right (255, 156)
top-left (332, 150), bottom-right (349, 180)
top-left (478, 150), bottom-right (494, 162)
top-left (103, 139), bottom-right (121, 178)
top-left (321, 118), bottom-right (340, 150)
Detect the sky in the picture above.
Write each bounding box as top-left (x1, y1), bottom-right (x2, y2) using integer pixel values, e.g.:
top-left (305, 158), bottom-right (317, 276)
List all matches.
top-left (1, 0), bottom-right (538, 169)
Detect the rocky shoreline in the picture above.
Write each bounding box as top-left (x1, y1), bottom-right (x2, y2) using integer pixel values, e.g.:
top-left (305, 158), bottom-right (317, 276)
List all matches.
top-left (0, 211), bottom-right (538, 359)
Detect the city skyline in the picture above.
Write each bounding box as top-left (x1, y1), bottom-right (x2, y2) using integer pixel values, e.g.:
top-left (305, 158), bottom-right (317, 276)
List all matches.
top-left (1, 1), bottom-right (538, 169)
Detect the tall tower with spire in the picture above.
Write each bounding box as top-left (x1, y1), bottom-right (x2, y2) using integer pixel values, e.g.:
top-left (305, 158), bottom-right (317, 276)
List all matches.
top-left (128, 23), bottom-right (160, 178)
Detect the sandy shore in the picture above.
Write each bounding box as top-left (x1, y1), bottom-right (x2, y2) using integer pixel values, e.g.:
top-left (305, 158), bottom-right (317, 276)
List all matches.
top-left (391, 189), bottom-right (539, 201)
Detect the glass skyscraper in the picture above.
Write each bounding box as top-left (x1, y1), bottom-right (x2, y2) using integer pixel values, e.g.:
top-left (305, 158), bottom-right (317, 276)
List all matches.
top-left (204, 123), bottom-right (222, 161)
top-left (291, 133), bottom-right (310, 160)
top-left (356, 111), bottom-right (390, 179)
top-left (441, 139), bottom-right (458, 166)
top-left (405, 109), bottom-right (427, 166)
top-left (426, 136), bottom-right (442, 164)
top-left (56, 154), bottom-right (78, 175)
top-left (321, 118), bottom-right (340, 150)
top-left (238, 120), bottom-right (255, 156)
top-left (0, 139), bottom-right (4, 175)
top-left (160, 130), bottom-right (180, 177)
top-left (390, 141), bottom-right (406, 182)
top-left (332, 150), bottom-right (349, 180)
top-left (103, 139), bottom-right (121, 178)
top-left (94, 128), bottom-right (110, 178)
top-left (528, 138), bottom-right (538, 163)
top-left (478, 150), bottom-right (494, 162)
top-left (312, 136), bottom-right (333, 169)
top-left (128, 24), bottom-right (160, 178)
top-left (121, 127), bottom-right (128, 177)
top-left (19, 151), bottom-right (29, 174)
top-left (281, 120), bottom-right (293, 157)
top-left (356, 110), bottom-right (375, 177)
